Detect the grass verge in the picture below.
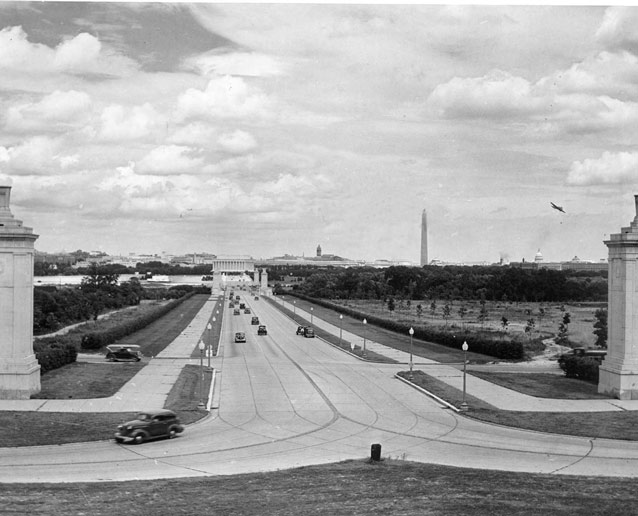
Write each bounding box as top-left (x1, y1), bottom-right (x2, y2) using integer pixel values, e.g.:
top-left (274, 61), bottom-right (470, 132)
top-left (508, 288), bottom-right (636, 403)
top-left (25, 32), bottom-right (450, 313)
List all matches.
top-left (1, 364), bottom-right (211, 447)
top-left (1, 460), bottom-right (636, 515)
top-left (399, 370), bottom-right (638, 441)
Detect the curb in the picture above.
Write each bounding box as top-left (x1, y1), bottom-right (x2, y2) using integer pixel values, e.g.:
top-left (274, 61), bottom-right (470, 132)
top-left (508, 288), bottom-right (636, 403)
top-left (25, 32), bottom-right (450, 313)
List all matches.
top-left (394, 373), bottom-right (461, 413)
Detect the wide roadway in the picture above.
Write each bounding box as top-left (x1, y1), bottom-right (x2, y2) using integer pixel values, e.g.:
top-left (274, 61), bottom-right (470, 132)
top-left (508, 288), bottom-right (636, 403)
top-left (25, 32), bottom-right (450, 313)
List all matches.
top-left (3, 294), bottom-right (638, 482)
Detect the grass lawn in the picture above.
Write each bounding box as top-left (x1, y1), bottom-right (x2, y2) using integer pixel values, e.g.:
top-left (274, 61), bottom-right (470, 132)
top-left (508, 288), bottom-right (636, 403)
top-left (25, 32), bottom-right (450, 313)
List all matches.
top-left (2, 460), bottom-right (637, 515)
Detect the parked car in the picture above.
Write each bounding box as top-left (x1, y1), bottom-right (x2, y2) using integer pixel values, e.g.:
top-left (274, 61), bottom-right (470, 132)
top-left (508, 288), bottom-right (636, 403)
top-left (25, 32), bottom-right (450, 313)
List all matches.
top-left (558, 347), bottom-right (606, 368)
top-left (296, 326), bottom-right (306, 335)
top-left (257, 325), bottom-right (267, 335)
top-left (114, 409), bottom-right (183, 444)
top-left (235, 332), bottom-right (246, 343)
top-left (303, 327), bottom-right (315, 338)
top-left (233, 309), bottom-right (241, 315)
top-left (105, 344), bottom-right (142, 362)
top-left (244, 308), bottom-right (251, 314)
top-left (251, 316), bottom-right (260, 325)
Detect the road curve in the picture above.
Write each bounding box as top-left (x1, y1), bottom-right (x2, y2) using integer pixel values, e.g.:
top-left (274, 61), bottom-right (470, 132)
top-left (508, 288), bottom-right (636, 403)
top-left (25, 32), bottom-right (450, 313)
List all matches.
top-left (2, 295), bottom-right (638, 483)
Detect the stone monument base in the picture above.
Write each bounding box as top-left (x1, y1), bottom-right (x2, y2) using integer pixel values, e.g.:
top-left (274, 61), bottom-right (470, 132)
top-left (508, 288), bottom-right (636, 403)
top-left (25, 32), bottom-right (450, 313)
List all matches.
top-left (0, 355), bottom-right (40, 399)
top-left (598, 360), bottom-right (638, 399)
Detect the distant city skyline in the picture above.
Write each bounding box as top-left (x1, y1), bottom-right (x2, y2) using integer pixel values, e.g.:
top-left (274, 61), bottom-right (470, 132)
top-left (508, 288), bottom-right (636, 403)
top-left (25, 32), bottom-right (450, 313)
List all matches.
top-left (1, 4), bottom-right (635, 263)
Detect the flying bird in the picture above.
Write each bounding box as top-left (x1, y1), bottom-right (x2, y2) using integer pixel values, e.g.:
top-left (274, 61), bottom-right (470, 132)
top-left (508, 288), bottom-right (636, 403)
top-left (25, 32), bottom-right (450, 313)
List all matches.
top-left (550, 202), bottom-right (565, 213)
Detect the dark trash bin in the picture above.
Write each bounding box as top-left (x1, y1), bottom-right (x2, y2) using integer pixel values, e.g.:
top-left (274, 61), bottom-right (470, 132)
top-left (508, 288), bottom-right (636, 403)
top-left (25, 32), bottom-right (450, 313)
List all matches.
top-left (371, 443), bottom-right (381, 461)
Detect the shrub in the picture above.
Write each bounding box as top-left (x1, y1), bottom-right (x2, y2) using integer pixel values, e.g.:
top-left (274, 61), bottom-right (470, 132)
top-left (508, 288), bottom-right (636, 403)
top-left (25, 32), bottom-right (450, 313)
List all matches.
top-left (559, 356), bottom-right (600, 383)
top-left (34, 338), bottom-right (78, 374)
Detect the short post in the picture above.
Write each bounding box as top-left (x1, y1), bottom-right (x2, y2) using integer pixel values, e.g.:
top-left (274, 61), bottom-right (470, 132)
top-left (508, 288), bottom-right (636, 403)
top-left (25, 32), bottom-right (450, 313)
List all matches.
top-left (461, 341), bottom-right (469, 411)
top-left (206, 322), bottom-right (212, 368)
top-left (371, 443), bottom-right (382, 461)
top-left (339, 314), bottom-right (343, 346)
top-left (362, 318), bottom-right (367, 357)
top-left (198, 340), bottom-right (206, 410)
top-left (408, 327), bottom-right (414, 380)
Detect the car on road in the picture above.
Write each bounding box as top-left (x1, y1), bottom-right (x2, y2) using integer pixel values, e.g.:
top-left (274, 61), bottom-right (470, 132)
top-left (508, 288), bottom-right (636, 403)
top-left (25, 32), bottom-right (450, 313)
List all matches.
top-left (303, 327), bottom-right (315, 338)
top-left (233, 309), bottom-right (240, 315)
top-left (558, 347), bottom-right (606, 368)
top-left (229, 302), bottom-right (235, 308)
top-left (239, 303), bottom-right (246, 309)
top-left (235, 332), bottom-right (246, 343)
top-left (105, 344), bottom-right (142, 362)
top-left (244, 308), bottom-right (251, 314)
top-left (114, 409), bottom-right (183, 444)
top-left (251, 316), bottom-right (260, 325)
top-left (296, 326), bottom-right (306, 335)
top-left (254, 296), bottom-right (259, 300)
top-left (257, 325), bottom-right (267, 335)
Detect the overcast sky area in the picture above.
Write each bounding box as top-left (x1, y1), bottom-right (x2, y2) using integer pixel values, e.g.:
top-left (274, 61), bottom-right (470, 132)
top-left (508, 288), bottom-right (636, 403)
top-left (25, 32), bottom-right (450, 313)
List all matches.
top-left (1, 3), bottom-right (638, 263)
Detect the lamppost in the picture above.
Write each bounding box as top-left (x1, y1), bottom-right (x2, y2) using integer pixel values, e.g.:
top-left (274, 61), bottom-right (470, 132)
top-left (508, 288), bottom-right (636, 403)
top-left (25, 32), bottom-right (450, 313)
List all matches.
top-left (310, 307), bottom-right (314, 325)
top-left (207, 321), bottom-right (213, 367)
top-left (362, 318), bottom-right (367, 357)
top-left (198, 340), bottom-right (206, 410)
top-left (461, 341), bottom-right (469, 411)
top-left (293, 300), bottom-right (296, 315)
top-left (409, 327), bottom-right (414, 380)
top-left (339, 314), bottom-right (343, 346)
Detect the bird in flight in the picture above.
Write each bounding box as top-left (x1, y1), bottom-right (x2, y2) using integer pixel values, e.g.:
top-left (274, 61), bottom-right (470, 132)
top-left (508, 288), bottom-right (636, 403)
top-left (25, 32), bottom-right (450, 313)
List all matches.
top-left (550, 202), bottom-right (565, 213)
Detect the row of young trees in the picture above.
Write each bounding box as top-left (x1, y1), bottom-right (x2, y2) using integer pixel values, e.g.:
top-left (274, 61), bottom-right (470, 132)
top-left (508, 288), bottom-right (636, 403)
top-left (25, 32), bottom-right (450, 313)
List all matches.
top-left (288, 265), bottom-right (607, 303)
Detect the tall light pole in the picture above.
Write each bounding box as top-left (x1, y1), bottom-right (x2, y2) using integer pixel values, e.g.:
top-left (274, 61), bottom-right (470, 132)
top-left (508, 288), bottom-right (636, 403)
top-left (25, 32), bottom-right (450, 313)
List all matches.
top-left (339, 314), bottom-right (343, 346)
top-left (409, 327), bottom-right (414, 380)
top-left (310, 307), bottom-right (314, 325)
top-left (198, 340), bottom-right (205, 410)
top-left (362, 318), bottom-right (367, 357)
top-left (206, 322), bottom-right (212, 368)
top-left (461, 341), bottom-right (469, 411)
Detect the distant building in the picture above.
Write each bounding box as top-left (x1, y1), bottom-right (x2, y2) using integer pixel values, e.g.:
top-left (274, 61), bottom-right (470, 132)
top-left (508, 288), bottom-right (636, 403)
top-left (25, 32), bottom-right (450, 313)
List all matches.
top-left (316, 244), bottom-right (322, 257)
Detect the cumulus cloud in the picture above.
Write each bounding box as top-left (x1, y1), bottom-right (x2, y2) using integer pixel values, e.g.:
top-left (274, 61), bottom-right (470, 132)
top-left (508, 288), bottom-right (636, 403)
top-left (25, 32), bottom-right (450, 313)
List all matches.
top-left (176, 75), bottom-right (272, 121)
top-left (136, 145), bottom-right (204, 175)
top-left (168, 122), bottom-right (217, 146)
top-left (1, 136), bottom-right (80, 174)
top-left (427, 70), bottom-right (541, 119)
top-left (5, 90), bottom-right (92, 132)
top-left (0, 26), bottom-right (138, 76)
top-left (98, 103), bottom-right (164, 141)
top-left (217, 130), bottom-right (257, 154)
top-left (567, 151), bottom-right (638, 185)
top-left (596, 7), bottom-right (638, 55)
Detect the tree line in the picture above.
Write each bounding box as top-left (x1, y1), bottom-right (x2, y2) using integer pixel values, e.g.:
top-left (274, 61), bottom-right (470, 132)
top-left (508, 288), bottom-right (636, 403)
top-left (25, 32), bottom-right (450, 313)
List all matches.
top-left (279, 265), bottom-right (607, 303)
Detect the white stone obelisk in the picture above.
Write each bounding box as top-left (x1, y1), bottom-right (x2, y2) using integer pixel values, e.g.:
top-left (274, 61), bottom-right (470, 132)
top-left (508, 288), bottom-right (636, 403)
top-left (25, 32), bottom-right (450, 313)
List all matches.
top-left (599, 194), bottom-right (638, 399)
top-left (0, 185), bottom-right (40, 399)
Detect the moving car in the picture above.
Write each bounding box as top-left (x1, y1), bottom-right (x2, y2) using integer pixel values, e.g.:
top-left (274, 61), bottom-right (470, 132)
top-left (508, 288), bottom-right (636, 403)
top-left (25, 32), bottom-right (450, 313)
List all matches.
top-left (239, 303), bottom-right (246, 309)
top-left (296, 326), bottom-right (306, 335)
top-left (251, 316), bottom-right (260, 325)
top-left (114, 409), bottom-right (183, 444)
top-left (235, 332), bottom-right (246, 343)
top-left (257, 325), bottom-right (267, 335)
top-left (303, 327), bottom-right (315, 338)
top-left (105, 344), bottom-right (142, 362)
top-left (233, 309), bottom-right (241, 315)
top-left (254, 296), bottom-right (259, 300)
top-left (244, 308), bottom-right (251, 314)
top-left (558, 347), bottom-right (606, 368)
top-left (229, 302), bottom-right (235, 308)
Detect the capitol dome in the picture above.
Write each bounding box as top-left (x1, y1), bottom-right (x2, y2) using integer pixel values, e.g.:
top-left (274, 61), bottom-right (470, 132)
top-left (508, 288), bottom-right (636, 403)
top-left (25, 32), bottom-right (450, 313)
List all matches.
top-left (534, 249), bottom-right (543, 263)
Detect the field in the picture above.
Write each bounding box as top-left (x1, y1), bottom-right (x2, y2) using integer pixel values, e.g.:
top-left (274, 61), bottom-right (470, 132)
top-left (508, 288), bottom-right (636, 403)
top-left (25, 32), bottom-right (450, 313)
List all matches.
top-left (332, 299), bottom-right (605, 351)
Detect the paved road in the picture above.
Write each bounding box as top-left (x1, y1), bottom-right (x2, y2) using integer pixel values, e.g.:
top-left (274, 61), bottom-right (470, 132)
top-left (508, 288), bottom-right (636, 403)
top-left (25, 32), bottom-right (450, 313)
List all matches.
top-left (3, 292), bottom-right (638, 482)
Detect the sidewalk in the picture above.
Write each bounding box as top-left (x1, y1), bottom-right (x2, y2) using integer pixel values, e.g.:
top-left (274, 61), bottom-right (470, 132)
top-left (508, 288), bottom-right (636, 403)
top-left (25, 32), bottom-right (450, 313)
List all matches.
top-left (0, 296), bottom-right (219, 413)
top-left (268, 296), bottom-right (638, 413)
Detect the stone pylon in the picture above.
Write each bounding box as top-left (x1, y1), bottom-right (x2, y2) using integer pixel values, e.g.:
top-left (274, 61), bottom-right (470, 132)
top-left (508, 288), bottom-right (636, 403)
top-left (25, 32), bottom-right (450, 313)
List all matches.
top-left (599, 194), bottom-right (638, 399)
top-left (0, 186), bottom-right (40, 399)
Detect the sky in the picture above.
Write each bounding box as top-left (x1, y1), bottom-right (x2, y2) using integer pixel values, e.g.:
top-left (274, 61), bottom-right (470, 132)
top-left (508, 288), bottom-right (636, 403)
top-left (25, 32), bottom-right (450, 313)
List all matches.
top-left (1, 3), bottom-right (638, 264)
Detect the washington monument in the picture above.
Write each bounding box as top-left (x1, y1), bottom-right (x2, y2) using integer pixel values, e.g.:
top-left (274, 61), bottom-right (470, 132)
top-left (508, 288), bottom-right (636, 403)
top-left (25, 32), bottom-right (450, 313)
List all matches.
top-left (420, 209), bottom-right (428, 266)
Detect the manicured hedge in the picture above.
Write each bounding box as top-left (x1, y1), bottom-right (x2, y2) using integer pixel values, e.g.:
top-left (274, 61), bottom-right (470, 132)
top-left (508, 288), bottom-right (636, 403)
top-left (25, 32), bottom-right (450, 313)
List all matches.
top-left (288, 293), bottom-right (525, 360)
top-left (80, 291), bottom-right (197, 350)
top-left (34, 337), bottom-right (78, 374)
top-left (559, 355), bottom-right (600, 383)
